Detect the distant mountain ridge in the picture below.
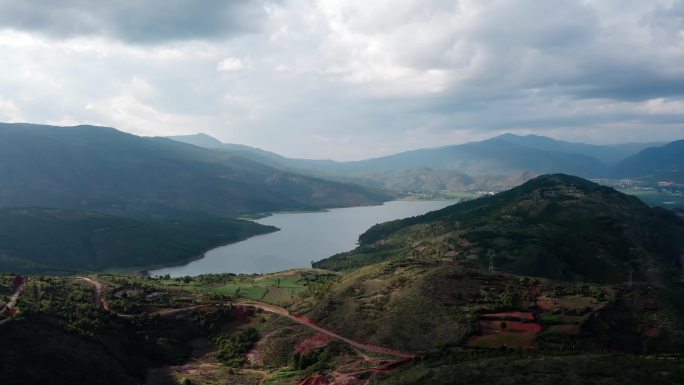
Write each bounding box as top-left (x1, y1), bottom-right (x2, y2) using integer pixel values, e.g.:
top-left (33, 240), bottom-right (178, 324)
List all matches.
top-left (171, 132), bottom-right (678, 191)
top-left (168, 133), bottom-right (338, 173)
top-left (0, 123), bottom-right (390, 218)
top-left (338, 139), bottom-right (609, 176)
top-left (494, 133), bottom-right (662, 165)
top-left (613, 140), bottom-right (684, 183)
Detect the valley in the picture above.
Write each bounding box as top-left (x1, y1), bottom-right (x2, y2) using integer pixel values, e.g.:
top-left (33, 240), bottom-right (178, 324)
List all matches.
top-left (3, 4), bottom-right (684, 384)
top-left (2, 124), bottom-right (683, 276)
top-left (2, 176), bottom-right (683, 385)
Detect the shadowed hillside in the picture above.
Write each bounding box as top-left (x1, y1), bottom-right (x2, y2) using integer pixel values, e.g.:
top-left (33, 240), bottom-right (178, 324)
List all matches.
top-left (0, 208), bottom-right (276, 273)
top-left (0, 124), bottom-right (390, 219)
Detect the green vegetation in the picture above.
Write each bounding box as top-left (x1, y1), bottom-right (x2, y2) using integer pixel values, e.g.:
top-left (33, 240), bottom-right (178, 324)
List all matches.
top-left (0, 208), bottom-right (277, 274)
top-left (3, 258), bottom-right (684, 385)
top-left (145, 271), bottom-right (338, 307)
top-left (0, 274), bottom-right (12, 301)
top-left (1, 277), bottom-right (148, 385)
top-left (2, 175), bottom-right (684, 385)
top-left (17, 277), bottom-right (108, 335)
top-left (216, 328), bottom-right (259, 367)
top-left (315, 174), bottom-right (684, 286)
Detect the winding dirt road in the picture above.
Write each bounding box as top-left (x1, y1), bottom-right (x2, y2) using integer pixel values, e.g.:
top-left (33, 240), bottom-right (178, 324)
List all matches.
top-left (76, 277), bottom-right (419, 359)
top-left (75, 276), bottom-right (108, 310)
top-left (0, 276), bottom-right (26, 326)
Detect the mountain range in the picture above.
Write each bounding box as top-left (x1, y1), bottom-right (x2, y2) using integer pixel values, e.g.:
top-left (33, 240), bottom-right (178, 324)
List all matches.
top-left (170, 132), bottom-right (682, 191)
top-left (0, 123), bottom-right (390, 219)
top-left (0, 122), bottom-right (681, 274)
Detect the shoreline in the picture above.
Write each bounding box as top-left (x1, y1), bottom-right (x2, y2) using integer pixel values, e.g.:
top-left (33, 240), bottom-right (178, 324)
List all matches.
top-left (136, 226), bottom-right (281, 277)
top-left (140, 199), bottom-right (458, 278)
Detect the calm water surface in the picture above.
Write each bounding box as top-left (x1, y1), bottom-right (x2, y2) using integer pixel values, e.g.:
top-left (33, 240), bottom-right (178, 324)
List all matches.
top-left (150, 200), bottom-right (455, 277)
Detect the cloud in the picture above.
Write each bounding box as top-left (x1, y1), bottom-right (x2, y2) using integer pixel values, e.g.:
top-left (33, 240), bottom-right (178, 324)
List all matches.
top-left (0, 0), bottom-right (275, 43)
top-left (0, 0), bottom-right (683, 159)
top-left (217, 57), bottom-right (246, 72)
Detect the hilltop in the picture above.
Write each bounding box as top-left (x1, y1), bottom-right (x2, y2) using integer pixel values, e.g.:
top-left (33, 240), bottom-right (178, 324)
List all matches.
top-left (315, 174), bottom-right (684, 285)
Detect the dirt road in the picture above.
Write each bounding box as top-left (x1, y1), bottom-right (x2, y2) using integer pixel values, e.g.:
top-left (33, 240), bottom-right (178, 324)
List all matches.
top-left (0, 277), bottom-right (26, 326)
top-left (75, 277), bottom-right (419, 359)
top-left (237, 301), bottom-right (419, 358)
top-left (75, 276), bottom-right (108, 310)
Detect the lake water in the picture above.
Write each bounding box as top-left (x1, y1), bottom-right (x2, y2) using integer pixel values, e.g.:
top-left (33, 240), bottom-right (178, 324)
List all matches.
top-left (149, 200), bottom-right (456, 277)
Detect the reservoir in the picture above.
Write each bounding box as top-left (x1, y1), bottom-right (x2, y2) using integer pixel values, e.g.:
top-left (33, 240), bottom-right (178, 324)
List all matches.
top-left (149, 200), bottom-right (455, 277)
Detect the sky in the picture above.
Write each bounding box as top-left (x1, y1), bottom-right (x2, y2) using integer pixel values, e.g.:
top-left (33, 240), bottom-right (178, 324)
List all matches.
top-left (0, 0), bottom-right (683, 160)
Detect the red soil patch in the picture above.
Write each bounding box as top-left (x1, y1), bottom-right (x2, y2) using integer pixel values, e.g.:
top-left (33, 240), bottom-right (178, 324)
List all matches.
top-left (297, 375), bottom-right (329, 385)
top-left (479, 320), bottom-right (541, 334)
top-left (292, 314), bottom-right (318, 325)
top-left (466, 318), bottom-right (542, 349)
top-left (480, 311), bottom-right (535, 321)
top-left (295, 333), bottom-right (333, 355)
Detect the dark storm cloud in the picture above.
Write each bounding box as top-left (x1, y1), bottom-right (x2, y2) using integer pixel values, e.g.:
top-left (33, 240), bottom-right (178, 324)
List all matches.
top-left (0, 0), bottom-right (274, 43)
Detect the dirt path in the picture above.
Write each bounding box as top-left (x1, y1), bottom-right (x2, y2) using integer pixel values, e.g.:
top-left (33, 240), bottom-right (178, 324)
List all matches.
top-left (240, 368), bottom-right (270, 385)
top-left (237, 301), bottom-right (419, 358)
top-left (75, 277), bottom-right (419, 359)
top-left (0, 276), bottom-right (26, 326)
top-left (152, 304), bottom-right (215, 317)
top-left (75, 276), bottom-right (108, 310)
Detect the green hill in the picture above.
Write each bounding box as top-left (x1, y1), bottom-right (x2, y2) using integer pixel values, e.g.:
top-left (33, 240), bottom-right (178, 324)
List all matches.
top-left (314, 174), bottom-right (684, 285)
top-left (0, 208), bottom-right (276, 273)
top-left (0, 123), bottom-right (390, 218)
top-left (613, 140), bottom-right (684, 183)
